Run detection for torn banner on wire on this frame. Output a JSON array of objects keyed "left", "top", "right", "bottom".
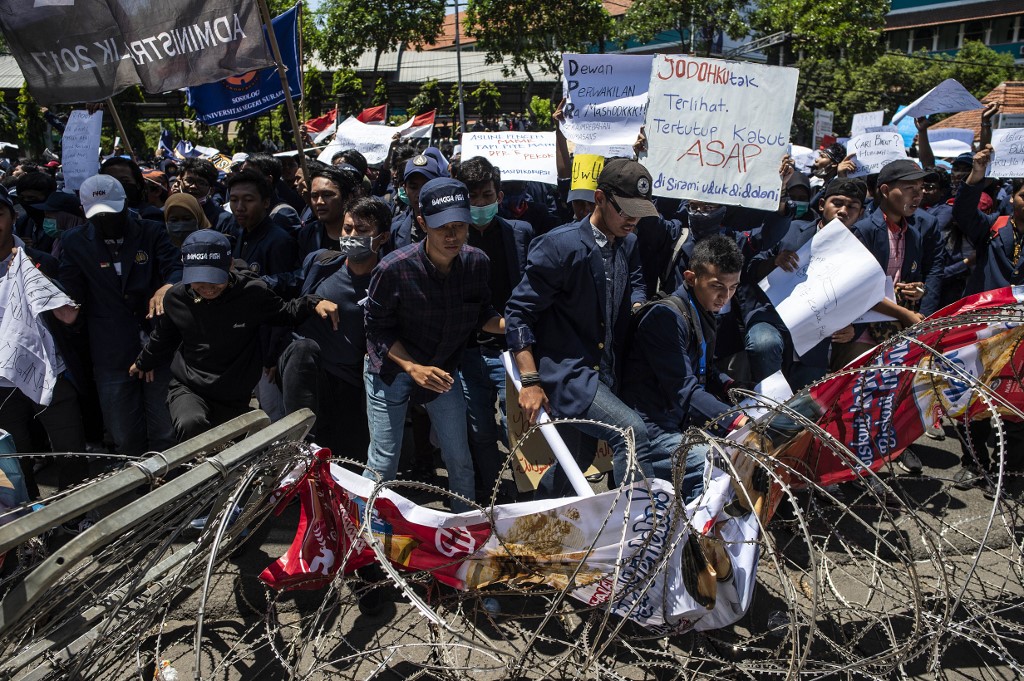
[{"left": 261, "top": 286, "right": 1024, "bottom": 632}]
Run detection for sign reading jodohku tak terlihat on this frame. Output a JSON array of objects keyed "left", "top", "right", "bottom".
[
  {"left": 186, "top": 3, "right": 300, "bottom": 125},
  {"left": 643, "top": 55, "right": 799, "bottom": 211},
  {"left": 0, "top": 0, "right": 273, "bottom": 106}
]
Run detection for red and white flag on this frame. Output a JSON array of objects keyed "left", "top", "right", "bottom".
[
  {"left": 398, "top": 110, "right": 435, "bottom": 139},
  {"left": 356, "top": 104, "right": 388, "bottom": 125}
]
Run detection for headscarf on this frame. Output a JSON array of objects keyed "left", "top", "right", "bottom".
[{"left": 164, "top": 191, "right": 211, "bottom": 229}]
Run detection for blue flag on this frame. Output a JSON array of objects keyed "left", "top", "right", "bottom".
[
  {"left": 158, "top": 129, "right": 175, "bottom": 156},
  {"left": 186, "top": 4, "right": 301, "bottom": 125}
]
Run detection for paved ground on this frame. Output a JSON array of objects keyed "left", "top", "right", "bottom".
[{"left": 10, "top": 424, "right": 1024, "bottom": 680}]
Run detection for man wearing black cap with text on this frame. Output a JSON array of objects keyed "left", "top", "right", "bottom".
[
  {"left": 363, "top": 177, "right": 504, "bottom": 512},
  {"left": 132, "top": 230, "right": 338, "bottom": 442},
  {"left": 506, "top": 158, "right": 657, "bottom": 497}
]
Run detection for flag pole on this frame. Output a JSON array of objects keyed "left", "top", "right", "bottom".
[
  {"left": 104, "top": 97, "right": 135, "bottom": 159},
  {"left": 255, "top": 0, "right": 309, "bottom": 184}
]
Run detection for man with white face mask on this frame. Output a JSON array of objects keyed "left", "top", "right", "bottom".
[{"left": 452, "top": 156, "right": 533, "bottom": 499}]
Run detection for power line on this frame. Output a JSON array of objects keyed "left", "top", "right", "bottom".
[{"left": 884, "top": 49, "right": 1024, "bottom": 71}]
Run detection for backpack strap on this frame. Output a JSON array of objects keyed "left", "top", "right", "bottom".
[
  {"left": 630, "top": 292, "right": 707, "bottom": 385},
  {"left": 658, "top": 226, "right": 690, "bottom": 295}
]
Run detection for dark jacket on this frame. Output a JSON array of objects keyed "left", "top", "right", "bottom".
[
  {"left": 851, "top": 205, "right": 943, "bottom": 316},
  {"left": 135, "top": 273, "right": 320, "bottom": 402},
  {"left": 954, "top": 181, "right": 1022, "bottom": 296},
  {"left": 505, "top": 217, "right": 646, "bottom": 418},
  {"left": 621, "top": 289, "right": 734, "bottom": 439},
  {"left": 58, "top": 216, "right": 182, "bottom": 371},
  {"left": 232, "top": 215, "right": 298, "bottom": 277}
]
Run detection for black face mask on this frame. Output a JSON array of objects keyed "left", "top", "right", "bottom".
[
  {"left": 687, "top": 206, "right": 728, "bottom": 239},
  {"left": 339, "top": 235, "right": 374, "bottom": 263},
  {"left": 122, "top": 184, "right": 142, "bottom": 208},
  {"left": 92, "top": 210, "right": 128, "bottom": 239}
]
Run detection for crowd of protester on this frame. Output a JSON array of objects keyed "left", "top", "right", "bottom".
[{"left": 2, "top": 97, "right": 1023, "bottom": 543}]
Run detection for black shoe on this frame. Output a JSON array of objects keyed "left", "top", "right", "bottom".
[
  {"left": 924, "top": 421, "right": 945, "bottom": 441},
  {"left": 952, "top": 466, "right": 983, "bottom": 491},
  {"left": 896, "top": 449, "right": 923, "bottom": 475}
]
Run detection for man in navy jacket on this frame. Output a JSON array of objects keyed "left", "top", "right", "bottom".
[
  {"left": 506, "top": 158, "right": 656, "bottom": 497},
  {"left": 59, "top": 175, "right": 181, "bottom": 457}
]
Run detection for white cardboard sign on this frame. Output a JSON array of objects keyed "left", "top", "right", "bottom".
[
  {"left": 759, "top": 219, "right": 886, "bottom": 355},
  {"left": 850, "top": 110, "right": 884, "bottom": 137},
  {"left": 643, "top": 54, "right": 798, "bottom": 210},
  {"left": 988, "top": 128, "right": 1024, "bottom": 178},
  {"left": 561, "top": 53, "right": 653, "bottom": 147},
  {"left": 461, "top": 132, "right": 557, "bottom": 185},
  {"left": 60, "top": 110, "right": 103, "bottom": 192},
  {"left": 847, "top": 131, "right": 908, "bottom": 177}
]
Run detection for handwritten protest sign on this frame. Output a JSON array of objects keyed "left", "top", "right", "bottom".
[
  {"left": 643, "top": 55, "right": 798, "bottom": 210},
  {"left": 505, "top": 379, "right": 611, "bottom": 492},
  {"left": 759, "top": 219, "right": 886, "bottom": 355},
  {"left": 570, "top": 153, "right": 604, "bottom": 201},
  {"left": 812, "top": 109, "right": 833, "bottom": 148},
  {"left": 927, "top": 128, "right": 975, "bottom": 157},
  {"left": 317, "top": 116, "right": 396, "bottom": 166},
  {"left": 890, "top": 79, "right": 983, "bottom": 125},
  {"left": 462, "top": 132, "right": 557, "bottom": 185},
  {"left": 60, "top": 110, "right": 103, "bottom": 191},
  {"left": 850, "top": 110, "right": 884, "bottom": 136},
  {"left": 989, "top": 128, "right": 1024, "bottom": 178},
  {"left": 573, "top": 142, "right": 635, "bottom": 159},
  {"left": 847, "top": 131, "right": 908, "bottom": 177},
  {"left": 0, "top": 250, "right": 75, "bottom": 405},
  {"left": 561, "top": 53, "right": 653, "bottom": 147},
  {"left": 853, "top": 277, "right": 897, "bottom": 324}
]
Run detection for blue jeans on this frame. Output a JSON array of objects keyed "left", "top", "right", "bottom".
[
  {"left": 539, "top": 381, "right": 655, "bottom": 498},
  {"left": 460, "top": 346, "right": 508, "bottom": 491},
  {"left": 364, "top": 359, "right": 476, "bottom": 512},
  {"left": 745, "top": 322, "right": 785, "bottom": 384},
  {"left": 94, "top": 365, "right": 175, "bottom": 456},
  {"left": 649, "top": 431, "right": 708, "bottom": 503}
]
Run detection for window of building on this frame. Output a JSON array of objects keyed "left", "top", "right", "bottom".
[
  {"left": 937, "top": 23, "right": 960, "bottom": 50},
  {"left": 888, "top": 30, "right": 910, "bottom": 53},
  {"left": 912, "top": 26, "right": 936, "bottom": 51},
  {"left": 962, "top": 20, "right": 986, "bottom": 44}
]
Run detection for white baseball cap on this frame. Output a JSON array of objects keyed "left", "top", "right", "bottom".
[
  {"left": 79, "top": 174, "right": 126, "bottom": 218},
  {"left": 230, "top": 152, "right": 249, "bottom": 166}
]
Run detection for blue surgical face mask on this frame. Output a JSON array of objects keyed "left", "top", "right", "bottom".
[
  {"left": 42, "top": 217, "right": 59, "bottom": 238},
  {"left": 793, "top": 201, "right": 810, "bottom": 219},
  {"left": 470, "top": 202, "right": 499, "bottom": 227},
  {"left": 397, "top": 187, "right": 409, "bottom": 206}
]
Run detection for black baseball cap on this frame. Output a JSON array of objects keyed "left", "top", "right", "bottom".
[
  {"left": 181, "top": 230, "right": 231, "bottom": 285},
  {"left": 404, "top": 154, "right": 442, "bottom": 182},
  {"left": 823, "top": 178, "right": 867, "bottom": 204},
  {"left": 418, "top": 178, "right": 472, "bottom": 228},
  {"left": 596, "top": 158, "right": 659, "bottom": 218},
  {"left": 952, "top": 152, "right": 974, "bottom": 168},
  {"left": 877, "top": 159, "right": 938, "bottom": 186},
  {"left": 821, "top": 142, "right": 847, "bottom": 164}
]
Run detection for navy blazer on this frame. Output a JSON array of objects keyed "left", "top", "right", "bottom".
[
  {"left": 232, "top": 216, "right": 298, "bottom": 277},
  {"left": 505, "top": 217, "right": 646, "bottom": 418},
  {"left": 954, "top": 181, "right": 1022, "bottom": 295},
  {"left": 58, "top": 216, "right": 182, "bottom": 371},
  {"left": 851, "top": 206, "right": 943, "bottom": 316},
  {"left": 493, "top": 215, "right": 534, "bottom": 283}
]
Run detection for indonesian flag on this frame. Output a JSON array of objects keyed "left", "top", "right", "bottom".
[
  {"left": 356, "top": 104, "right": 388, "bottom": 125},
  {"left": 304, "top": 108, "right": 337, "bottom": 134},
  {"left": 398, "top": 110, "right": 435, "bottom": 139}
]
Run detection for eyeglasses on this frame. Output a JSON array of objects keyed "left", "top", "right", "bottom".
[{"left": 605, "top": 193, "right": 635, "bottom": 220}]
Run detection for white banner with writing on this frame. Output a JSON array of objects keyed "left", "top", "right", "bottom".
[
  {"left": 561, "top": 53, "right": 653, "bottom": 147},
  {"left": 462, "top": 132, "right": 557, "bottom": 185},
  {"left": 989, "top": 128, "right": 1024, "bottom": 178},
  {"left": 61, "top": 110, "right": 103, "bottom": 192},
  {"left": 643, "top": 55, "right": 798, "bottom": 210},
  {"left": 759, "top": 219, "right": 886, "bottom": 355}
]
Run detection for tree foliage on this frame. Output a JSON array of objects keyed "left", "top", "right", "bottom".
[
  {"left": 471, "top": 80, "right": 502, "bottom": 120},
  {"left": 619, "top": 0, "right": 748, "bottom": 55},
  {"left": 331, "top": 68, "right": 366, "bottom": 117},
  {"left": 528, "top": 96, "right": 554, "bottom": 131},
  {"left": 17, "top": 84, "right": 47, "bottom": 158},
  {"left": 793, "top": 41, "right": 1021, "bottom": 143},
  {"left": 464, "top": 0, "right": 612, "bottom": 79},
  {"left": 407, "top": 79, "right": 447, "bottom": 116},
  {"left": 313, "top": 0, "right": 446, "bottom": 75},
  {"left": 749, "top": 0, "right": 888, "bottom": 62}
]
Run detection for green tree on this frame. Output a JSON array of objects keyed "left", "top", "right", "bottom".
[
  {"left": 331, "top": 68, "right": 366, "bottom": 117},
  {"left": 750, "top": 0, "right": 888, "bottom": 63},
  {"left": 408, "top": 79, "right": 446, "bottom": 116},
  {"left": 465, "top": 0, "right": 612, "bottom": 81},
  {"left": 17, "top": 84, "right": 47, "bottom": 157},
  {"left": 528, "top": 96, "right": 553, "bottom": 131},
  {"left": 314, "top": 0, "right": 446, "bottom": 87},
  {"left": 938, "top": 40, "right": 1019, "bottom": 99},
  {"left": 619, "top": 0, "right": 748, "bottom": 56},
  {"left": 372, "top": 78, "right": 389, "bottom": 107},
  {"left": 471, "top": 80, "right": 502, "bottom": 121}
]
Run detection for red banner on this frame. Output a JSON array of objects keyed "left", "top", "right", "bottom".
[{"left": 356, "top": 104, "right": 388, "bottom": 125}]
